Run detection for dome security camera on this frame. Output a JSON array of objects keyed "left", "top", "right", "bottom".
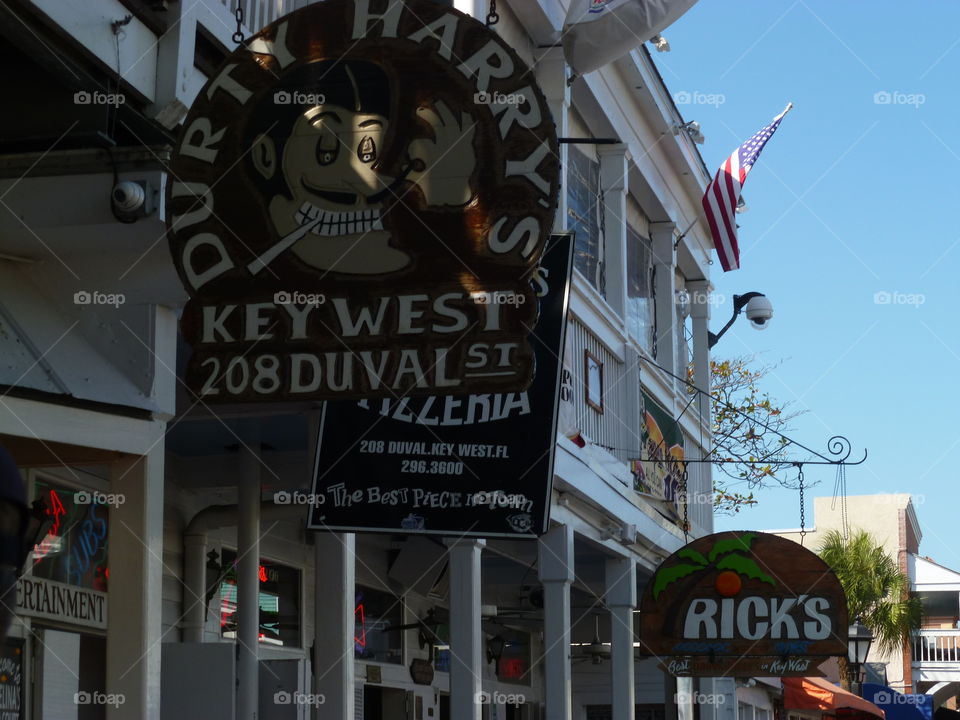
[
  {"left": 744, "top": 294, "right": 773, "bottom": 330},
  {"left": 112, "top": 180, "right": 146, "bottom": 214}
]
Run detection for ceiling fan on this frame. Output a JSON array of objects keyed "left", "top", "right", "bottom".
[{"left": 571, "top": 616, "right": 611, "bottom": 665}]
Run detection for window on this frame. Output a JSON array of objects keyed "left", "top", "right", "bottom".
[
  {"left": 756, "top": 708, "right": 771, "bottom": 720},
  {"left": 31, "top": 476, "right": 108, "bottom": 591},
  {"left": 584, "top": 350, "right": 604, "bottom": 413},
  {"left": 739, "top": 703, "right": 754, "bottom": 720},
  {"left": 218, "top": 549, "right": 301, "bottom": 647},
  {"left": 567, "top": 146, "right": 604, "bottom": 295},
  {"left": 627, "top": 225, "right": 655, "bottom": 353},
  {"left": 354, "top": 585, "right": 403, "bottom": 664}
]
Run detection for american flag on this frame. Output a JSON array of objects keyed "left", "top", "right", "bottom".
[{"left": 702, "top": 104, "right": 792, "bottom": 272}]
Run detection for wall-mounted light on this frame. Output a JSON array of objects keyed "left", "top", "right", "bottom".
[
  {"left": 674, "top": 120, "right": 704, "bottom": 145},
  {"left": 650, "top": 34, "right": 670, "bottom": 52}
]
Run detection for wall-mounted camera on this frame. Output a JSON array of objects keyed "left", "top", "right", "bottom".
[
  {"left": 112, "top": 180, "right": 156, "bottom": 222},
  {"left": 744, "top": 294, "right": 774, "bottom": 330}
]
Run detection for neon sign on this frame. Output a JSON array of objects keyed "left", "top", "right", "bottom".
[
  {"left": 354, "top": 603, "right": 367, "bottom": 650},
  {"left": 32, "top": 489, "right": 67, "bottom": 560}
]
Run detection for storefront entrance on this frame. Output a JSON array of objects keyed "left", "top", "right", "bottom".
[
  {"left": 363, "top": 685, "right": 410, "bottom": 720},
  {"left": 32, "top": 628, "right": 106, "bottom": 719}
]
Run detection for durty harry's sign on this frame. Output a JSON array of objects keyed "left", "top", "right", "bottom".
[
  {"left": 167, "top": 0, "right": 560, "bottom": 402},
  {"left": 639, "top": 531, "right": 848, "bottom": 669}
]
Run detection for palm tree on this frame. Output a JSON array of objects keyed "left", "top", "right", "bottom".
[{"left": 817, "top": 529, "right": 922, "bottom": 690}]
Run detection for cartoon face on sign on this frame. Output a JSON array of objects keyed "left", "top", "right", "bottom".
[
  {"left": 246, "top": 59, "right": 477, "bottom": 275},
  {"left": 166, "top": 0, "right": 561, "bottom": 403}
]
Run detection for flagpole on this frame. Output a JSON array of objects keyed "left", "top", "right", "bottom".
[{"left": 781, "top": 102, "right": 794, "bottom": 116}]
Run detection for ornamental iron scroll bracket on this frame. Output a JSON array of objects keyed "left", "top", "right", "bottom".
[
  {"left": 631, "top": 355, "right": 868, "bottom": 470},
  {"left": 651, "top": 435, "right": 869, "bottom": 468}
]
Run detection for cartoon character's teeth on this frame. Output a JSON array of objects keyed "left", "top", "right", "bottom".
[{"left": 295, "top": 205, "right": 384, "bottom": 235}]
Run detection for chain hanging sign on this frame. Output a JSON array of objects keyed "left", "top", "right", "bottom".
[
  {"left": 639, "top": 531, "right": 848, "bottom": 676},
  {"left": 167, "top": 0, "right": 560, "bottom": 403}
]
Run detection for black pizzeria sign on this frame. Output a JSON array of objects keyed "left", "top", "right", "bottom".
[
  {"left": 307, "top": 234, "right": 573, "bottom": 537},
  {"left": 167, "top": 0, "right": 560, "bottom": 403}
]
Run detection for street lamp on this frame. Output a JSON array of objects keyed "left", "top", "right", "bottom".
[
  {"left": 707, "top": 292, "right": 773, "bottom": 349},
  {"left": 847, "top": 619, "right": 874, "bottom": 696}
]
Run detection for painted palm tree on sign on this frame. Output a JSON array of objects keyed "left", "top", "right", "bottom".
[
  {"left": 652, "top": 531, "right": 776, "bottom": 600},
  {"left": 817, "top": 529, "right": 922, "bottom": 690}
]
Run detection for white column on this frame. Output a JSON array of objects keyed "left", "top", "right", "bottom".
[
  {"left": 447, "top": 539, "right": 485, "bottom": 720},
  {"left": 699, "top": 677, "right": 737, "bottom": 720},
  {"left": 535, "top": 46, "right": 570, "bottom": 233},
  {"left": 686, "top": 279, "right": 713, "bottom": 426},
  {"left": 686, "top": 278, "right": 713, "bottom": 533},
  {"left": 181, "top": 533, "right": 207, "bottom": 643},
  {"left": 106, "top": 443, "right": 164, "bottom": 720},
  {"left": 651, "top": 222, "right": 678, "bottom": 386},
  {"left": 606, "top": 557, "right": 636, "bottom": 720},
  {"left": 599, "top": 144, "right": 629, "bottom": 321},
  {"left": 539, "top": 524, "right": 574, "bottom": 720},
  {"left": 677, "top": 677, "right": 695, "bottom": 720},
  {"left": 237, "top": 442, "right": 261, "bottom": 720},
  {"left": 314, "top": 533, "right": 356, "bottom": 719}
]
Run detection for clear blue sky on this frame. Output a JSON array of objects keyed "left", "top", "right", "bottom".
[{"left": 652, "top": 1, "right": 960, "bottom": 565}]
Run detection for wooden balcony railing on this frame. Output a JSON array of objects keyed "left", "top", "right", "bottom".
[{"left": 913, "top": 629, "right": 960, "bottom": 663}]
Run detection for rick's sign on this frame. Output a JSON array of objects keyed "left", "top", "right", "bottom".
[
  {"left": 167, "top": 0, "right": 560, "bottom": 402},
  {"left": 639, "top": 531, "right": 848, "bottom": 670}
]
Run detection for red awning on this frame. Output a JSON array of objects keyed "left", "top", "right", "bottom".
[{"left": 783, "top": 677, "right": 885, "bottom": 720}]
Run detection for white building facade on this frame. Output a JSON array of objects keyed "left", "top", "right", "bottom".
[{"left": 0, "top": 0, "right": 723, "bottom": 718}]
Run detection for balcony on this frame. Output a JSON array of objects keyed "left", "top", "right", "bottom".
[{"left": 912, "top": 629, "right": 960, "bottom": 681}]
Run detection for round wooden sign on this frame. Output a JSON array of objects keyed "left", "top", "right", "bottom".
[{"left": 167, "top": 0, "right": 560, "bottom": 403}]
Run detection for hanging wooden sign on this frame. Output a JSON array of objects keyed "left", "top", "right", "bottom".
[
  {"left": 639, "top": 531, "right": 848, "bottom": 660},
  {"left": 167, "top": 0, "right": 560, "bottom": 403}
]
